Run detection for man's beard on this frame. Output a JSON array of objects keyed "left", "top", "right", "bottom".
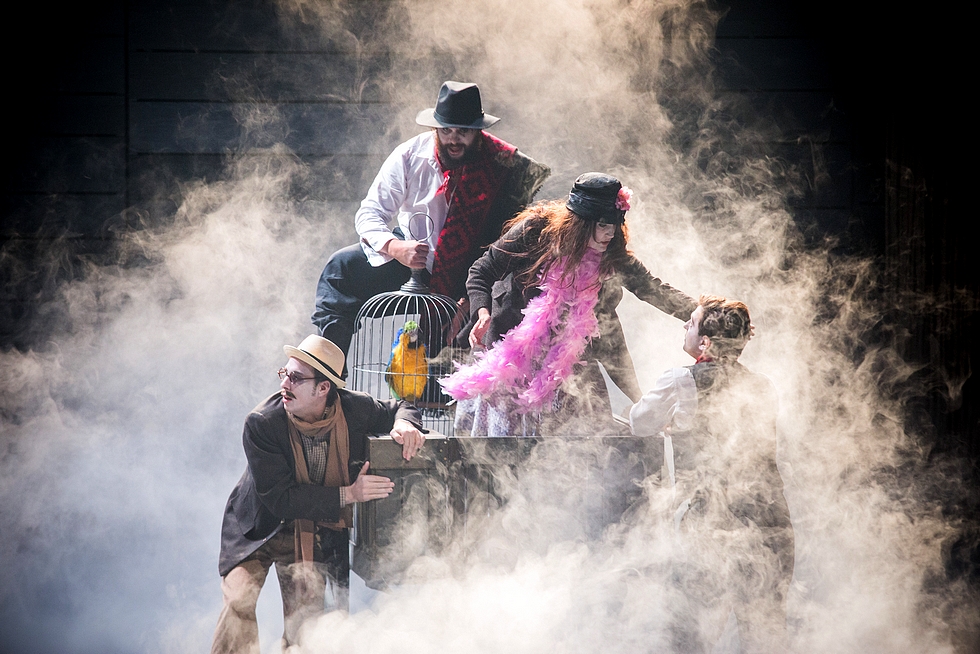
[{"left": 435, "top": 132, "right": 482, "bottom": 170}]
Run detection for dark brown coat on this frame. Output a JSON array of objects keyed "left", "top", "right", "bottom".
[
  {"left": 217, "top": 390, "right": 421, "bottom": 576},
  {"left": 466, "top": 216, "right": 697, "bottom": 402}
]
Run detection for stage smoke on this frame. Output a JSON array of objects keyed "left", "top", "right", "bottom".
[{"left": 0, "top": 1, "right": 974, "bottom": 652}]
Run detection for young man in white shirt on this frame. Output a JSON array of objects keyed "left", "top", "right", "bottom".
[{"left": 631, "top": 295, "right": 794, "bottom": 653}]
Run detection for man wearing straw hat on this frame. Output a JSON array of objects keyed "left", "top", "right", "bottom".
[
  {"left": 312, "top": 81, "right": 550, "bottom": 364},
  {"left": 211, "top": 335, "right": 425, "bottom": 653}
]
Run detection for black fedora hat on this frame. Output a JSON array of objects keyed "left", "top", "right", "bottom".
[{"left": 416, "top": 81, "right": 500, "bottom": 130}]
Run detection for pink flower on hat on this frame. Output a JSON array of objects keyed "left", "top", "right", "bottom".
[{"left": 615, "top": 186, "right": 633, "bottom": 211}]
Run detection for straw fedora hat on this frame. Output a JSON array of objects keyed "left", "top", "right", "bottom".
[{"left": 283, "top": 335, "right": 346, "bottom": 388}]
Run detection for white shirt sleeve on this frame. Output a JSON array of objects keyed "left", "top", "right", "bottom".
[
  {"left": 629, "top": 367, "right": 698, "bottom": 436},
  {"left": 354, "top": 133, "right": 447, "bottom": 270},
  {"left": 355, "top": 145, "right": 411, "bottom": 263}
]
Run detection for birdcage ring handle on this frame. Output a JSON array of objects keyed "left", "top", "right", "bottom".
[{"left": 406, "top": 212, "right": 435, "bottom": 243}]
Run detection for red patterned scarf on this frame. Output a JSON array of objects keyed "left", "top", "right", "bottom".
[{"left": 430, "top": 132, "right": 516, "bottom": 298}]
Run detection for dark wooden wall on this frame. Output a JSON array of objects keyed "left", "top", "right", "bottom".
[
  {"left": 713, "top": 1, "right": 885, "bottom": 253},
  {"left": 2, "top": 0, "right": 401, "bottom": 348},
  {"left": 4, "top": 0, "right": 401, "bottom": 237},
  {"left": 712, "top": 2, "right": 975, "bottom": 463},
  {"left": 4, "top": 4, "right": 125, "bottom": 250}
]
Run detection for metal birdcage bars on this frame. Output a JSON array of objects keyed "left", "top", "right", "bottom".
[{"left": 348, "top": 213, "right": 461, "bottom": 436}]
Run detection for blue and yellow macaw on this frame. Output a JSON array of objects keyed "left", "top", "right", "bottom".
[{"left": 385, "top": 320, "right": 428, "bottom": 401}]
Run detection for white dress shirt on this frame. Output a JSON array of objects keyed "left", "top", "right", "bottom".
[
  {"left": 355, "top": 131, "right": 448, "bottom": 272},
  {"left": 629, "top": 367, "right": 699, "bottom": 436}
]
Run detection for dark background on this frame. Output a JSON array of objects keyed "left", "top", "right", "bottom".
[{"left": 1, "top": 0, "right": 975, "bottom": 649}]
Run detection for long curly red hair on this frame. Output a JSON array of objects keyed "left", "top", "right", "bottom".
[{"left": 501, "top": 200, "right": 632, "bottom": 289}]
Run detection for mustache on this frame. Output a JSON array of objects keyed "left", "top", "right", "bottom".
[{"left": 281, "top": 390, "right": 296, "bottom": 400}]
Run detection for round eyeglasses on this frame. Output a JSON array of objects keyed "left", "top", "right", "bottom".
[{"left": 277, "top": 368, "right": 316, "bottom": 386}]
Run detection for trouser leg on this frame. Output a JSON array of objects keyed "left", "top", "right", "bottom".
[
  {"left": 732, "top": 536, "right": 794, "bottom": 654},
  {"left": 210, "top": 557, "right": 272, "bottom": 654},
  {"left": 277, "top": 560, "right": 327, "bottom": 648},
  {"left": 735, "top": 598, "right": 790, "bottom": 654},
  {"left": 325, "top": 577, "right": 350, "bottom": 614},
  {"left": 311, "top": 244, "right": 411, "bottom": 371},
  {"left": 318, "top": 527, "right": 351, "bottom": 613},
  {"left": 275, "top": 527, "right": 350, "bottom": 647}
]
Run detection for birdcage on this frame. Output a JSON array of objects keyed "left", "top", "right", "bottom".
[{"left": 348, "top": 214, "right": 462, "bottom": 436}]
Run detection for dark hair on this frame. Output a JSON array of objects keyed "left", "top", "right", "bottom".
[
  {"left": 502, "top": 200, "right": 631, "bottom": 289},
  {"left": 698, "top": 294, "right": 751, "bottom": 357},
  {"left": 310, "top": 369, "right": 339, "bottom": 404}
]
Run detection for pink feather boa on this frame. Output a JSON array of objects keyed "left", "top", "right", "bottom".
[{"left": 442, "top": 248, "right": 603, "bottom": 412}]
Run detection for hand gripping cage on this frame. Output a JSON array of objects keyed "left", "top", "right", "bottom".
[{"left": 348, "top": 214, "right": 461, "bottom": 436}]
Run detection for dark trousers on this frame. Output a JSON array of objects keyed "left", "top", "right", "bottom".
[
  {"left": 210, "top": 526, "right": 350, "bottom": 654},
  {"left": 311, "top": 243, "right": 412, "bottom": 367}
]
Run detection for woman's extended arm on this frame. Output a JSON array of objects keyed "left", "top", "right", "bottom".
[{"left": 620, "top": 255, "right": 697, "bottom": 320}]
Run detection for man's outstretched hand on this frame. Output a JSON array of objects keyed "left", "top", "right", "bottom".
[{"left": 345, "top": 462, "right": 394, "bottom": 503}]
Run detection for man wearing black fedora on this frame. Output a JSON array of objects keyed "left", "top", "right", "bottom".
[
  {"left": 312, "top": 81, "right": 550, "bottom": 364},
  {"left": 210, "top": 335, "right": 425, "bottom": 653}
]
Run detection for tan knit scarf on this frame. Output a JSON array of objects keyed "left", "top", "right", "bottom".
[{"left": 286, "top": 396, "right": 352, "bottom": 566}]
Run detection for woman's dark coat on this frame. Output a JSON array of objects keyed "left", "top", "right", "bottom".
[{"left": 466, "top": 216, "right": 696, "bottom": 402}]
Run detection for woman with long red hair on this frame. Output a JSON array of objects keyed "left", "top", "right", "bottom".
[{"left": 443, "top": 173, "right": 696, "bottom": 437}]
